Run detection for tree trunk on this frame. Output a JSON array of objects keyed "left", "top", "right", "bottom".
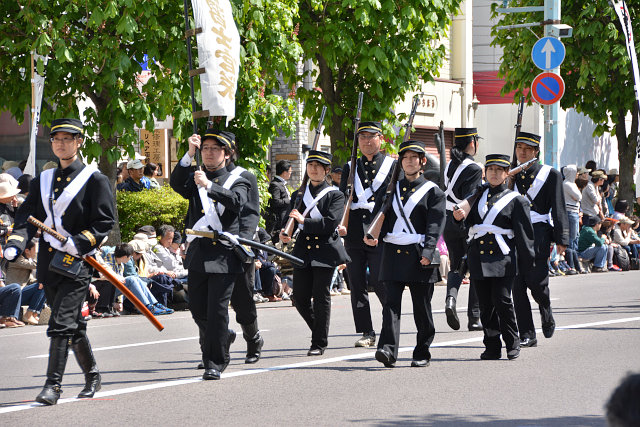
[
  {"left": 616, "top": 104, "right": 638, "bottom": 209},
  {"left": 97, "top": 135, "right": 122, "bottom": 245}
]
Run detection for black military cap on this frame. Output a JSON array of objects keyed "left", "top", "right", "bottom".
[
  {"left": 398, "top": 140, "right": 426, "bottom": 155},
  {"left": 485, "top": 154, "right": 511, "bottom": 168},
  {"left": 454, "top": 127, "right": 479, "bottom": 148},
  {"left": 306, "top": 150, "right": 332, "bottom": 165},
  {"left": 50, "top": 118, "right": 84, "bottom": 136},
  {"left": 202, "top": 129, "right": 235, "bottom": 149},
  {"left": 357, "top": 121, "right": 382, "bottom": 134},
  {"left": 515, "top": 131, "right": 541, "bottom": 147}
]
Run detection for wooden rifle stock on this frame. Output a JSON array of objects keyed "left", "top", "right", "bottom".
[
  {"left": 365, "top": 96, "right": 420, "bottom": 240},
  {"left": 339, "top": 92, "right": 364, "bottom": 230},
  {"left": 282, "top": 106, "right": 327, "bottom": 237},
  {"left": 27, "top": 216, "right": 164, "bottom": 332}
]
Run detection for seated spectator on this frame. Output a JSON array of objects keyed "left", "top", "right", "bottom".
[
  {"left": 612, "top": 200, "right": 629, "bottom": 220},
  {"left": 605, "top": 169, "right": 619, "bottom": 215},
  {"left": 144, "top": 162, "right": 161, "bottom": 189},
  {"left": 575, "top": 166, "right": 591, "bottom": 192},
  {"left": 3, "top": 239, "right": 46, "bottom": 324},
  {"left": 0, "top": 174, "right": 20, "bottom": 225},
  {"left": 600, "top": 219, "right": 621, "bottom": 271},
  {"left": 16, "top": 174, "right": 32, "bottom": 204},
  {"left": 578, "top": 216, "right": 608, "bottom": 272},
  {"left": 581, "top": 170, "right": 606, "bottom": 223},
  {"left": 117, "top": 159, "right": 147, "bottom": 192},
  {"left": 613, "top": 216, "right": 640, "bottom": 259},
  {"left": 170, "top": 231, "right": 186, "bottom": 260},
  {"left": 0, "top": 281, "right": 25, "bottom": 328},
  {"left": 152, "top": 225, "right": 188, "bottom": 279},
  {"left": 98, "top": 243, "right": 173, "bottom": 315}
]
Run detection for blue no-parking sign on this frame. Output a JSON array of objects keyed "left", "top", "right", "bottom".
[
  {"left": 531, "top": 72, "right": 565, "bottom": 105},
  {"left": 532, "top": 37, "right": 566, "bottom": 71}
]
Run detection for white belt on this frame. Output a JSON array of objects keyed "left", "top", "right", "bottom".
[
  {"left": 530, "top": 211, "right": 551, "bottom": 224},
  {"left": 351, "top": 200, "right": 375, "bottom": 212},
  {"left": 383, "top": 232, "right": 425, "bottom": 246},
  {"left": 468, "top": 224, "right": 514, "bottom": 255}
]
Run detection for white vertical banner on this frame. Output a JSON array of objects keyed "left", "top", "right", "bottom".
[
  {"left": 190, "top": 0, "right": 240, "bottom": 122},
  {"left": 25, "top": 53, "right": 48, "bottom": 176}
]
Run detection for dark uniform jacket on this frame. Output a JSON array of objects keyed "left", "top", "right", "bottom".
[
  {"left": 288, "top": 181, "right": 350, "bottom": 268},
  {"left": 376, "top": 175, "right": 446, "bottom": 284},
  {"left": 513, "top": 162, "right": 570, "bottom": 247},
  {"left": 465, "top": 184, "right": 535, "bottom": 278},
  {"left": 265, "top": 176, "right": 289, "bottom": 234},
  {"left": 8, "top": 159, "right": 116, "bottom": 284},
  {"left": 170, "top": 164, "right": 250, "bottom": 274},
  {"left": 340, "top": 152, "right": 396, "bottom": 245},
  {"left": 117, "top": 177, "right": 145, "bottom": 192},
  {"left": 228, "top": 162, "right": 260, "bottom": 240},
  {"left": 444, "top": 155, "right": 483, "bottom": 233}
]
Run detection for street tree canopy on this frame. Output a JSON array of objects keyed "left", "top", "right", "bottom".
[
  {"left": 296, "top": 0, "right": 463, "bottom": 162},
  {"left": 491, "top": 1, "right": 640, "bottom": 205}
]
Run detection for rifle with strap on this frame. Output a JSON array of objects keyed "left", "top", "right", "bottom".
[
  {"left": 339, "top": 92, "right": 364, "bottom": 230},
  {"left": 281, "top": 106, "right": 327, "bottom": 237},
  {"left": 365, "top": 96, "right": 420, "bottom": 240},
  {"left": 508, "top": 96, "right": 525, "bottom": 189},
  {"left": 27, "top": 216, "right": 164, "bottom": 332}
]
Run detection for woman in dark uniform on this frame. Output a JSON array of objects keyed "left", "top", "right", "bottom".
[
  {"left": 364, "top": 140, "right": 446, "bottom": 368},
  {"left": 279, "top": 151, "right": 350, "bottom": 356},
  {"left": 462, "top": 154, "right": 535, "bottom": 360},
  {"left": 442, "top": 128, "right": 483, "bottom": 331}
]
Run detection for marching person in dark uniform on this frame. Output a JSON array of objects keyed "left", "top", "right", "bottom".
[
  {"left": 280, "top": 151, "right": 350, "bottom": 356},
  {"left": 364, "top": 140, "right": 445, "bottom": 368},
  {"left": 170, "top": 130, "right": 250, "bottom": 380},
  {"left": 461, "top": 154, "right": 535, "bottom": 360},
  {"left": 265, "top": 160, "right": 291, "bottom": 244},
  {"left": 226, "top": 139, "right": 264, "bottom": 364},
  {"left": 510, "top": 132, "right": 569, "bottom": 347},
  {"left": 442, "top": 128, "right": 482, "bottom": 331},
  {"left": 4, "top": 118, "right": 116, "bottom": 405},
  {"left": 337, "top": 121, "right": 394, "bottom": 348}
]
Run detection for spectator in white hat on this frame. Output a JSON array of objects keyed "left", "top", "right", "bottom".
[{"left": 116, "top": 159, "right": 147, "bottom": 192}]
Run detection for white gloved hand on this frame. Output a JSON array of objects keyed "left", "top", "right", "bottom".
[
  {"left": 3, "top": 247, "right": 18, "bottom": 261},
  {"left": 220, "top": 231, "right": 240, "bottom": 246},
  {"left": 62, "top": 239, "right": 80, "bottom": 257}
]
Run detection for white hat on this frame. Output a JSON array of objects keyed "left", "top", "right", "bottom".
[
  {"left": 127, "top": 159, "right": 144, "bottom": 169},
  {"left": 0, "top": 181, "right": 20, "bottom": 199}
]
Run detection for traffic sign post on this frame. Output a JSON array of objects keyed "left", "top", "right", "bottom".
[
  {"left": 532, "top": 37, "right": 566, "bottom": 70},
  {"left": 531, "top": 72, "right": 565, "bottom": 105}
]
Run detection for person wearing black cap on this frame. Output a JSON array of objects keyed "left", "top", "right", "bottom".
[
  {"left": 280, "top": 150, "right": 350, "bottom": 356},
  {"left": 4, "top": 118, "right": 116, "bottom": 405},
  {"left": 464, "top": 154, "right": 535, "bottom": 360},
  {"left": 364, "top": 140, "right": 445, "bottom": 368},
  {"left": 510, "top": 132, "right": 569, "bottom": 348},
  {"left": 442, "top": 128, "right": 483, "bottom": 331},
  {"left": 170, "top": 130, "right": 250, "bottom": 380},
  {"left": 338, "top": 121, "right": 394, "bottom": 348},
  {"left": 225, "top": 135, "right": 265, "bottom": 364},
  {"left": 265, "top": 160, "right": 291, "bottom": 244}
]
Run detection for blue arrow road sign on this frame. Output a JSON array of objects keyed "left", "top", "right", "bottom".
[{"left": 532, "top": 37, "right": 566, "bottom": 71}]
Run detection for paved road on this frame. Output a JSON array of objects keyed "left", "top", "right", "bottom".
[{"left": 1, "top": 271, "right": 638, "bottom": 425}]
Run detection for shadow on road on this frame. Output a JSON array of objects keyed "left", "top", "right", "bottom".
[{"left": 350, "top": 413, "right": 603, "bottom": 426}]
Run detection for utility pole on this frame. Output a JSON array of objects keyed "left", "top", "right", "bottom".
[{"left": 544, "top": 0, "right": 561, "bottom": 168}]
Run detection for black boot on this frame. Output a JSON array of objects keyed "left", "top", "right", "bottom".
[
  {"left": 241, "top": 321, "right": 264, "bottom": 364},
  {"left": 72, "top": 334, "right": 101, "bottom": 398},
  {"left": 35, "top": 336, "right": 71, "bottom": 405},
  {"left": 445, "top": 296, "right": 460, "bottom": 330}
]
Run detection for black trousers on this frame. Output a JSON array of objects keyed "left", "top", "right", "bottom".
[
  {"left": 93, "top": 280, "right": 117, "bottom": 311},
  {"left": 513, "top": 224, "right": 552, "bottom": 339},
  {"left": 474, "top": 276, "right": 519, "bottom": 353},
  {"left": 43, "top": 276, "right": 90, "bottom": 338},
  {"left": 230, "top": 262, "right": 257, "bottom": 326},
  {"left": 188, "top": 270, "right": 236, "bottom": 371},
  {"left": 378, "top": 281, "right": 435, "bottom": 362},
  {"left": 292, "top": 266, "right": 333, "bottom": 349},
  {"left": 345, "top": 242, "right": 386, "bottom": 333},
  {"left": 442, "top": 214, "right": 480, "bottom": 318}
]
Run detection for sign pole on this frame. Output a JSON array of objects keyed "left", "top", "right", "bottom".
[{"left": 544, "top": 0, "right": 561, "bottom": 168}]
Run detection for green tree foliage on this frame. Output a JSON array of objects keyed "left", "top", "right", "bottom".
[
  {"left": 296, "top": 0, "right": 463, "bottom": 162},
  {"left": 491, "top": 1, "right": 640, "bottom": 204},
  {"left": 0, "top": 0, "right": 303, "bottom": 231},
  {"left": 116, "top": 185, "right": 189, "bottom": 242}
]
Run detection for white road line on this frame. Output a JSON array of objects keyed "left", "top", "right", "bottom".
[{"left": 3, "top": 315, "right": 638, "bottom": 415}]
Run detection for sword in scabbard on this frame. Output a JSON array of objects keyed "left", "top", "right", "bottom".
[
  {"left": 185, "top": 229, "right": 305, "bottom": 267},
  {"left": 27, "top": 216, "right": 164, "bottom": 332}
]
